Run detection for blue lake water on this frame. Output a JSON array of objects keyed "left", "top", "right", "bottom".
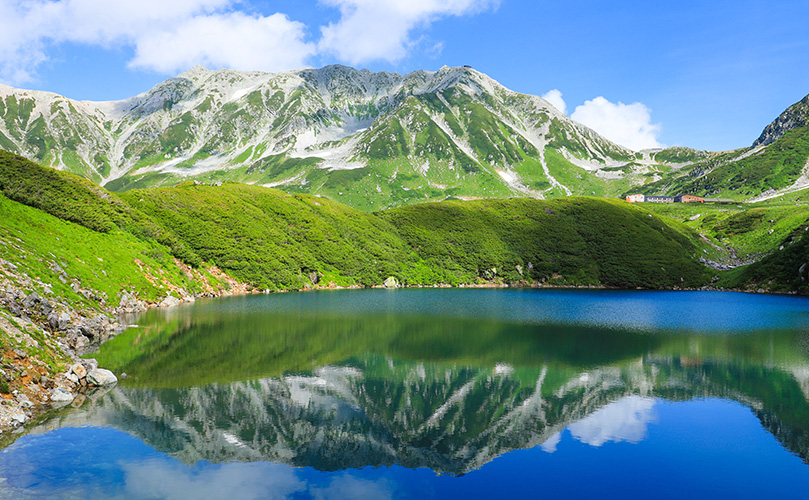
[{"left": 2, "top": 289, "right": 809, "bottom": 499}]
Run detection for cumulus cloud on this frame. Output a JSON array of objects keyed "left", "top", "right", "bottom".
[
  {"left": 318, "top": 0, "right": 500, "bottom": 64},
  {"left": 129, "top": 12, "right": 315, "bottom": 74},
  {"left": 570, "top": 96, "right": 663, "bottom": 151},
  {"left": 0, "top": 0, "right": 501, "bottom": 85},
  {"left": 0, "top": 0, "right": 313, "bottom": 84},
  {"left": 541, "top": 89, "right": 567, "bottom": 114}
]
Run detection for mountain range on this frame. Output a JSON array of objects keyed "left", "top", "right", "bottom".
[{"left": 9, "top": 65, "right": 803, "bottom": 210}]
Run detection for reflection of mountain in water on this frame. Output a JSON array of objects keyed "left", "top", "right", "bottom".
[{"left": 37, "top": 353, "right": 809, "bottom": 475}]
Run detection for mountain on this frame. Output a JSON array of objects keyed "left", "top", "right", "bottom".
[
  {"left": 0, "top": 65, "right": 687, "bottom": 210},
  {"left": 636, "top": 93, "right": 809, "bottom": 202}
]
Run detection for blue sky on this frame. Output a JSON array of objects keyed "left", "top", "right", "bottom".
[{"left": 1, "top": 0, "right": 808, "bottom": 152}]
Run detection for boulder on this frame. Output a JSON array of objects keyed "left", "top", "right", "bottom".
[
  {"left": 69, "top": 363, "right": 87, "bottom": 380},
  {"left": 58, "top": 312, "right": 71, "bottom": 330},
  {"left": 47, "top": 311, "right": 60, "bottom": 330},
  {"left": 384, "top": 276, "right": 399, "bottom": 289},
  {"left": 81, "top": 358, "right": 99, "bottom": 372},
  {"left": 39, "top": 299, "right": 53, "bottom": 315},
  {"left": 21, "top": 292, "right": 39, "bottom": 308},
  {"left": 50, "top": 387, "right": 74, "bottom": 404},
  {"left": 86, "top": 368, "right": 117, "bottom": 387},
  {"left": 160, "top": 294, "right": 181, "bottom": 308}
]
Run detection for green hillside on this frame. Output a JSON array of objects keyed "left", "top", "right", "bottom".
[{"left": 1, "top": 150, "right": 719, "bottom": 297}]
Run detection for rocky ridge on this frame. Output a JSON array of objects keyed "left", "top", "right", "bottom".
[
  {"left": 753, "top": 94, "right": 809, "bottom": 147},
  {"left": 0, "top": 65, "right": 674, "bottom": 208}
]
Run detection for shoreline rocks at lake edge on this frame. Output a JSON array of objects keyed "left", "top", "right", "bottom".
[{"left": 0, "top": 263, "right": 229, "bottom": 435}]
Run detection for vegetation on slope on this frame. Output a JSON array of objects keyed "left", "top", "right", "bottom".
[
  {"left": 379, "top": 197, "right": 712, "bottom": 288},
  {"left": 6, "top": 148, "right": 809, "bottom": 299}
]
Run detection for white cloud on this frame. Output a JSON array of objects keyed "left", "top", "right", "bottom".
[
  {"left": 0, "top": 0, "right": 499, "bottom": 85},
  {"left": 570, "top": 96, "right": 663, "bottom": 151},
  {"left": 129, "top": 12, "right": 315, "bottom": 74},
  {"left": 541, "top": 89, "right": 567, "bottom": 114},
  {"left": 318, "top": 0, "right": 499, "bottom": 64},
  {"left": 567, "top": 395, "right": 656, "bottom": 447},
  {"left": 0, "top": 0, "right": 312, "bottom": 84}
]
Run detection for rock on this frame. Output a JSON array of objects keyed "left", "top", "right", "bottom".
[
  {"left": 81, "top": 358, "right": 99, "bottom": 372},
  {"left": 384, "top": 276, "right": 399, "bottom": 289},
  {"left": 160, "top": 294, "right": 182, "bottom": 308},
  {"left": 58, "top": 312, "right": 71, "bottom": 330},
  {"left": 21, "top": 292, "right": 40, "bottom": 308},
  {"left": 69, "top": 363, "right": 87, "bottom": 379},
  {"left": 800, "top": 263, "right": 807, "bottom": 281},
  {"left": 86, "top": 368, "right": 117, "bottom": 386},
  {"left": 47, "top": 311, "right": 58, "bottom": 329},
  {"left": 65, "top": 372, "right": 79, "bottom": 384},
  {"left": 12, "top": 349, "right": 27, "bottom": 359},
  {"left": 8, "top": 302, "right": 21, "bottom": 317},
  {"left": 39, "top": 299, "right": 53, "bottom": 315},
  {"left": 50, "top": 387, "right": 74, "bottom": 404}
]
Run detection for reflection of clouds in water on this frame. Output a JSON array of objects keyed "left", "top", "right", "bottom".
[
  {"left": 123, "top": 460, "right": 394, "bottom": 500},
  {"left": 568, "top": 396, "right": 656, "bottom": 447},
  {"left": 310, "top": 475, "right": 393, "bottom": 500},
  {"left": 540, "top": 432, "right": 562, "bottom": 453},
  {"left": 123, "top": 460, "right": 305, "bottom": 500}
]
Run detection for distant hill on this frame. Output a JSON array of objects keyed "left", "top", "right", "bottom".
[{"left": 635, "top": 93, "right": 809, "bottom": 203}]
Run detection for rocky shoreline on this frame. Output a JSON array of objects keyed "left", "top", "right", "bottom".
[{"left": 0, "top": 260, "right": 229, "bottom": 436}]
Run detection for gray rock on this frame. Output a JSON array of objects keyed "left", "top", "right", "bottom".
[
  {"left": 8, "top": 302, "right": 21, "bottom": 317},
  {"left": 160, "top": 294, "right": 182, "bottom": 308},
  {"left": 81, "top": 358, "right": 99, "bottom": 372},
  {"left": 50, "top": 387, "right": 74, "bottom": 404},
  {"left": 86, "top": 368, "right": 117, "bottom": 386},
  {"left": 21, "top": 292, "right": 39, "bottom": 308},
  {"left": 384, "top": 276, "right": 399, "bottom": 289},
  {"left": 39, "top": 299, "right": 53, "bottom": 315},
  {"left": 47, "top": 311, "right": 60, "bottom": 330},
  {"left": 58, "top": 312, "right": 71, "bottom": 330}
]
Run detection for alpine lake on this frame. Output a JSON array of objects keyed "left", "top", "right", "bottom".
[{"left": 2, "top": 288, "right": 809, "bottom": 499}]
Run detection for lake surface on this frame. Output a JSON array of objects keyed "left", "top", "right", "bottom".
[{"left": 2, "top": 289, "right": 809, "bottom": 499}]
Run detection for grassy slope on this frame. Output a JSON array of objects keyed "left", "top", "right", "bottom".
[
  {"left": 378, "top": 197, "right": 711, "bottom": 288},
  {"left": 637, "top": 125, "right": 809, "bottom": 201},
  {"left": 11, "top": 148, "right": 809, "bottom": 299},
  {"left": 0, "top": 151, "right": 226, "bottom": 310}
]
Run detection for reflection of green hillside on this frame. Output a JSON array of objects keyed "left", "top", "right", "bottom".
[
  {"left": 94, "top": 297, "right": 809, "bottom": 389},
  {"left": 94, "top": 306, "right": 665, "bottom": 388}
]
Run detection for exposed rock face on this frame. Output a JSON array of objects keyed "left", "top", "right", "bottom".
[{"left": 753, "top": 94, "right": 809, "bottom": 147}]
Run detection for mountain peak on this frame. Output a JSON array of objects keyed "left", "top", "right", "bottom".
[{"left": 753, "top": 93, "right": 809, "bottom": 147}]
